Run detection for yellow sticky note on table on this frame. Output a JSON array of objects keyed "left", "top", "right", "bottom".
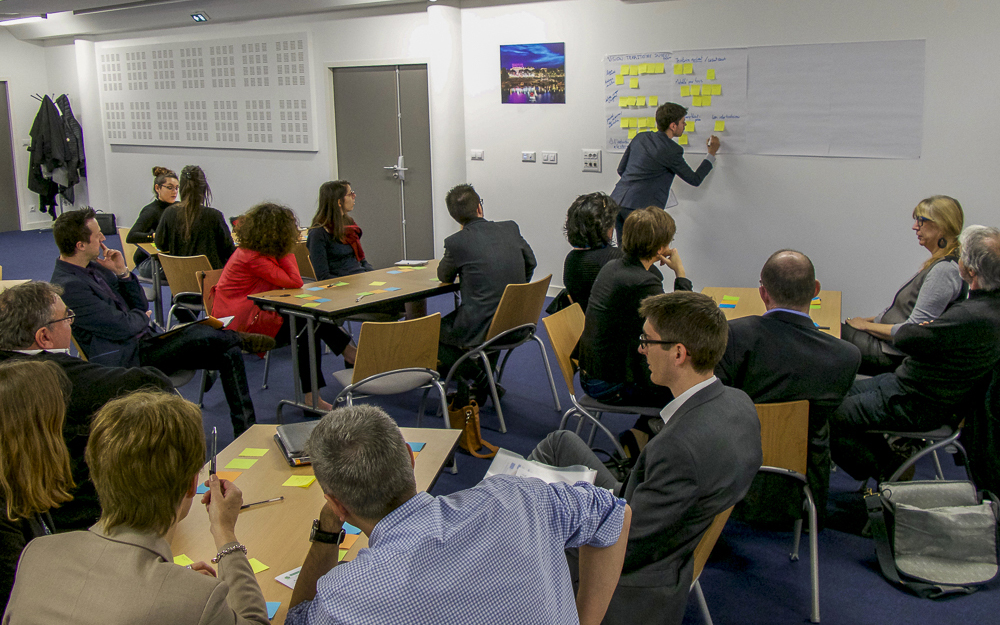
[
  {"left": 712, "top": 84, "right": 722, "bottom": 96},
  {"left": 637, "top": 117, "right": 647, "bottom": 128},
  {"left": 683, "top": 63, "right": 693, "bottom": 74},
  {"left": 620, "top": 64, "right": 629, "bottom": 75},
  {"left": 706, "top": 69, "right": 716, "bottom": 80},
  {"left": 629, "top": 78, "right": 639, "bottom": 89},
  {"left": 714, "top": 120, "right": 726, "bottom": 132},
  {"left": 649, "top": 96, "right": 658, "bottom": 106},
  {"left": 248, "top": 558, "right": 270, "bottom": 574},
  {"left": 673, "top": 63, "right": 682, "bottom": 75},
  {"left": 283, "top": 475, "right": 316, "bottom": 488},
  {"left": 690, "top": 85, "right": 701, "bottom": 96},
  {"left": 629, "top": 65, "right": 639, "bottom": 75},
  {"left": 680, "top": 86, "right": 690, "bottom": 97},
  {"left": 636, "top": 96, "right": 646, "bottom": 106},
  {"left": 685, "top": 120, "right": 695, "bottom": 133},
  {"left": 370, "top": 281, "right": 386, "bottom": 286},
  {"left": 678, "top": 134, "right": 689, "bottom": 145},
  {"left": 628, "top": 129, "right": 637, "bottom": 139},
  {"left": 692, "top": 96, "right": 703, "bottom": 107},
  {"left": 240, "top": 448, "right": 268, "bottom": 457},
  {"left": 173, "top": 554, "right": 194, "bottom": 566},
  {"left": 225, "top": 458, "right": 257, "bottom": 470},
  {"left": 615, "top": 74, "right": 624, "bottom": 85},
  {"left": 618, "top": 98, "right": 628, "bottom": 108},
  {"left": 702, "top": 95, "right": 712, "bottom": 106},
  {"left": 655, "top": 63, "right": 665, "bottom": 74}
]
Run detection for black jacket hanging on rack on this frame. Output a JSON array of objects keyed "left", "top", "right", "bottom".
[{"left": 27, "top": 94, "right": 86, "bottom": 218}]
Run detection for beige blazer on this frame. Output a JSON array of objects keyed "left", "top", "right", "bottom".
[{"left": 2, "top": 525, "right": 268, "bottom": 625}]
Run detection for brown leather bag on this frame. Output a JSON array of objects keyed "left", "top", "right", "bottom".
[{"left": 447, "top": 399, "right": 498, "bottom": 459}]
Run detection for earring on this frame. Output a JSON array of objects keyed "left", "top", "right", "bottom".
[{"left": 938, "top": 237, "right": 947, "bottom": 249}]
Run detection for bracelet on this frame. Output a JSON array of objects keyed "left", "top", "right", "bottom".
[{"left": 211, "top": 542, "right": 248, "bottom": 563}]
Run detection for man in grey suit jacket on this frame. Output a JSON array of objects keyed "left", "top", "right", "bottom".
[
  {"left": 437, "top": 184, "right": 536, "bottom": 395},
  {"left": 531, "top": 291, "right": 762, "bottom": 625},
  {"left": 610, "top": 102, "right": 720, "bottom": 242}
]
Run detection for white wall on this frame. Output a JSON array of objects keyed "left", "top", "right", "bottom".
[{"left": 4, "top": 0, "right": 1000, "bottom": 316}]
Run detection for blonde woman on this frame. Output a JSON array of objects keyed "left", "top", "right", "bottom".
[
  {"left": 843, "top": 196, "right": 967, "bottom": 375},
  {"left": 0, "top": 360, "right": 74, "bottom": 612}
]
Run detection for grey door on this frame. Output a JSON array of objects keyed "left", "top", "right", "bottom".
[
  {"left": 0, "top": 82, "right": 21, "bottom": 233},
  {"left": 331, "top": 65, "right": 433, "bottom": 270}
]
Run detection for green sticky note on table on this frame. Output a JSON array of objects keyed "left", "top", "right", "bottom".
[
  {"left": 173, "top": 554, "right": 194, "bottom": 566},
  {"left": 721, "top": 295, "right": 740, "bottom": 302},
  {"left": 240, "top": 448, "right": 268, "bottom": 457},
  {"left": 225, "top": 458, "right": 257, "bottom": 470},
  {"left": 706, "top": 68, "right": 716, "bottom": 80},
  {"left": 294, "top": 294, "right": 311, "bottom": 298},
  {"left": 714, "top": 120, "right": 726, "bottom": 132},
  {"left": 248, "top": 558, "right": 270, "bottom": 574},
  {"left": 335, "top": 281, "right": 348, "bottom": 286},
  {"left": 649, "top": 96, "right": 658, "bottom": 106},
  {"left": 673, "top": 63, "right": 682, "bottom": 75},
  {"left": 629, "top": 78, "right": 639, "bottom": 89},
  {"left": 615, "top": 74, "right": 624, "bottom": 85},
  {"left": 355, "top": 291, "right": 373, "bottom": 297},
  {"left": 370, "top": 281, "right": 386, "bottom": 286},
  {"left": 680, "top": 86, "right": 690, "bottom": 97},
  {"left": 339, "top": 549, "right": 348, "bottom": 562},
  {"left": 302, "top": 303, "right": 320, "bottom": 308},
  {"left": 685, "top": 120, "right": 695, "bottom": 133},
  {"left": 810, "top": 304, "right": 822, "bottom": 309},
  {"left": 283, "top": 475, "right": 316, "bottom": 488},
  {"left": 683, "top": 63, "right": 693, "bottom": 74}
]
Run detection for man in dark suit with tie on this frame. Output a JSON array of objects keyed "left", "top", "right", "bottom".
[
  {"left": 437, "top": 184, "right": 536, "bottom": 400},
  {"left": 530, "top": 291, "right": 761, "bottom": 625},
  {"left": 610, "top": 102, "right": 720, "bottom": 242},
  {"left": 715, "top": 250, "right": 861, "bottom": 523}
]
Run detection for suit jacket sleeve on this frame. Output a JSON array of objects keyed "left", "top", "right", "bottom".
[
  {"left": 519, "top": 229, "right": 536, "bottom": 282},
  {"left": 617, "top": 143, "right": 632, "bottom": 176},
  {"left": 893, "top": 306, "right": 969, "bottom": 359},
  {"left": 438, "top": 240, "right": 458, "bottom": 284},
  {"left": 715, "top": 324, "right": 742, "bottom": 386},
  {"left": 63, "top": 269, "right": 151, "bottom": 342},
  {"left": 656, "top": 145, "right": 713, "bottom": 187}
]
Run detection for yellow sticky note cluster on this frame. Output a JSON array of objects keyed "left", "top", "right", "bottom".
[
  {"left": 678, "top": 134, "right": 689, "bottom": 145},
  {"left": 714, "top": 120, "right": 726, "bottom": 132}
]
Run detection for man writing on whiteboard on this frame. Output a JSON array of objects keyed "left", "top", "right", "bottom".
[{"left": 610, "top": 102, "right": 720, "bottom": 242}]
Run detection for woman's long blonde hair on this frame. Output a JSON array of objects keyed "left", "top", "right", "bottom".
[
  {"left": 0, "top": 360, "right": 74, "bottom": 522},
  {"left": 913, "top": 195, "right": 964, "bottom": 270}
]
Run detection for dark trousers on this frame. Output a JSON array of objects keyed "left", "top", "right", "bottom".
[
  {"left": 138, "top": 324, "right": 255, "bottom": 435},
  {"left": 614, "top": 206, "right": 638, "bottom": 245},
  {"left": 840, "top": 323, "right": 903, "bottom": 376},
  {"left": 275, "top": 318, "right": 352, "bottom": 394},
  {"left": 438, "top": 342, "right": 499, "bottom": 387}
]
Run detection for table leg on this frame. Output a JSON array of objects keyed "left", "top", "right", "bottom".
[{"left": 404, "top": 299, "right": 427, "bottom": 320}]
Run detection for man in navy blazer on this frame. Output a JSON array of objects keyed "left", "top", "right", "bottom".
[
  {"left": 716, "top": 250, "right": 861, "bottom": 522},
  {"left": 530, "top": 291, "right": 761, "bottom": 625},
  {"left": 610, "top": 102, "right": 720, "bottom": 242}
]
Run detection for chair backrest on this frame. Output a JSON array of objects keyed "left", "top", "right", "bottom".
[
  {"left": 70, "top": 335, "right": 88, "bottom": 362},
  {"left": 293, "top": 242, "right": 317, "bottom": 280},
  {"left": 197, "top": 269, "right": 224, "bottom": 316},
  {"left": 541, "top": 302, "right": 585, "bottom": 394},
  {"left": 0, "top": 265, "right": 3, "bottom": 279},
  {"left": 118, "top": 227, "right": 138, "bottom": 271},
  {"left": 692, "top": 506, "right": 734, "bottom": 583},
  {"left": 755, "top": 400, "right": 810, "bottom": 475},
  {"left": 158, "top": 254, "right": 212, "bottom": 297},
  {"left": 484, "top": 274, "right": 552, "bottom": 342},
  {"left": 352, "top": 313, "right": 441, "bottom": 384}
]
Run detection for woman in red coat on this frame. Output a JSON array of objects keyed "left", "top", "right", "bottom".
[{"left": 213, "top": 202, "right": 355, "bottom": 410}]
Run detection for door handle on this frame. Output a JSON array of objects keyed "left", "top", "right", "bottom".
[{"left": 383, "top": 156, "right": 408, "bottom": 180}]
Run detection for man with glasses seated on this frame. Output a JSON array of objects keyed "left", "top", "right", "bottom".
[
  {"left": 0, "top": 281, "right": 172, "bottom": 530},
  {"left": 529, "top": 291, "right": 762, "bottom": 625}
]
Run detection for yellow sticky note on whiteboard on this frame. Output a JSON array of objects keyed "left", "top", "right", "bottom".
[
  {"left": 615, "top": 74, "right": 624, "bottom": 85},
  {"left": 706, "top": 69, "right": 716, "bottom": 80},
  {"left": 692, "top": 85, "right": 702, "bottom": 96},
  {"left": 636, "top": 96, "right": 646, "bottom": 106},
  {"left": 630, "top": 118, "right": 639, "bottom": 128},
  {"left": 685, "top": 121, "right": 694, "bottom": 133},
  {"left": 673, "top": 63, "right": 682, "bottom": 75},
  {"left": 618, "top": 98, "right": 628, "bottom": 108},
  {"left": 683, "top": 63, "right": 693, "bottom": 74},
  {"left": 649, "top": 96, "right": 658, "bottom": 106},
  {"left": 626, "top": 97, "right": 636, "bottom": 106},
  {"left": 692, "top": 96, "right": 703, "bottom": 107},
  {"left": 655, "top": 63, "right": 665, "bottom": 73},
  {"left": 621, "top": 65, "right": 629, "bottom": 75},
  {"left": 628, "top": 129, "right": 637, "bottom": 139},
  {"left": 620, "top": 118, "right": 628, "bottom": 129},
  {"left": 712, "top": 84, "right": 722, "bottom": 96},
  {"left": 637, "top": 117, "right": 647, "bottom": 128},
  {"left": 648, "top": 117, "right": 656, "bottom": 127},
  {"left": 638, "top": 63, "right": 647, "bottom": 74},
  {"left": 714, "top": 120, "right": 726, "bottom": 132},
  {"left": 629, "top": 78, "right": 639, "bottom": 89},
  {"left": 703, "top": 95, "right": 712, "bottom": 106},
  {"left": 630, "top": 65, "right": 639, "bottom": 75},
  {"left": 680, "top": 86, "right": 690, "bottom": 97},
  {"left": 678, "top": 134, "right": 689, "bottom": 145}
]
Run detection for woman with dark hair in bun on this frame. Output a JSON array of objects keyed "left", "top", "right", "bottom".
[
  {"left": 127, "top": 166, "right": 177, "bottom": 279},
  {"left": 155, "top": 165, "right": 235, "bottom": 270}
]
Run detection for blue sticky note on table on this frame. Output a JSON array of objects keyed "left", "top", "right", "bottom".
[
  {"left": 307, "top": 287, "right": 323, "bottom": 291},
  {"left": 719, "top": 304, "right": 736, "bottom": 309},
  {"left": 384, "top": 287, "right": 401, "bottom": 292},
  {"left": 196, "top": 484, "right": 209, "bottom": 494},
  {"left": 314, "top": 298, "right": 331, "bottom": 303},
  {"left": 409, "top": 442, "right": 425, "bottom": 452},
  {"left": 343, "top": 522, "right": 362, "bottom": 535},
  {"left": 387, "top": 270, "right": 402, "bottom": 274},
  {"left": 266, "top": 602, "right": 280, "bottom": 619}
]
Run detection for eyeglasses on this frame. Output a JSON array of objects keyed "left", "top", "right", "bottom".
[
  {"left": 158, "top": 184, "right": 179, "bottom": 192},
  {"left": 346, "top": 190, "right": 357, "bottom": 198},
  {"left": 638, "top": 333, "right": 678, "bottom": 348},
  {"left": 45, "top": 309, "right": 75, "bottom": 327},
  {"left": 914, "top": 216, "right": 934, "bottom": 228}
]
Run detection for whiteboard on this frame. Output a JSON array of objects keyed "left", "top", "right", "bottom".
[
  {"left": 96, "top": 32, "right": 316, "bottom": 152},
  {"left": 605, "top": 40, "right": 924, "bottom": 159}
]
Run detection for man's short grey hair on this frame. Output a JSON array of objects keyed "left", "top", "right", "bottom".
[
  {"left": 0, "top": 282, "right": 63, "bottom": 350},
  {"left": 959, "top": 225, "right": 1000, "bottom": 291},
  {"left": 307, "top": 405, "right": 416, "bottom": 520}
]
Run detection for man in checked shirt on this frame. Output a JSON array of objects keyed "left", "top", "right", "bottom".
[{"left": 285, "top": 405, "right": 632, "bottom": 625}]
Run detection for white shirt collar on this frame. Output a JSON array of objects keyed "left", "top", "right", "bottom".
[
  {"left": 13, "top": 348, "right": 70, "bottom": 355},
  {"left": 660, "top": 376, "right": 717, "bottom": 425}
]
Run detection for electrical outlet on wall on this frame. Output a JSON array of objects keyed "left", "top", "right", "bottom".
[{"left": 582, "top": 149, "right": 602, "bottom": 173}]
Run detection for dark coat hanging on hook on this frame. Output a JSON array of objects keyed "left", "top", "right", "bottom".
[{"left": 27, "top": 95, "right": 64, "bottom": 218}]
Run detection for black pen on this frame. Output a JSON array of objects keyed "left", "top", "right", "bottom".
[
  {"left": 209, "top": 427, "right": 217, "bottom": 476},
  {"left": 241, "top": 496, "right": 284, "bottom": 510}
]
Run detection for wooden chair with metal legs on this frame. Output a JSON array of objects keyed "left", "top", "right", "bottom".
[
  {"left": 867, "top": 423, "right": 968, "bottom": 483},
  {"left": 293, "top": 242, "right": 317, "bottom": 282},
  {"left": 331, "top": 313, "right": 448, "bottom": 428},
  {"left": 158, "top": 254, "right": 213, "bottom": 328},
  {"left": 117, "top": 226, "right": 159, "bottom": 302},
  {"left": 756, "top": 400, "right": 821, "bottom": 623},
  {"left": 542, "top": 303, "right": 661, "bottom": 453},
  {"left": 441, "top": 275, "right": 560, "bottom": 433},
  {"left": 690, "top": 506, "right": 735, "bottom": 625}
]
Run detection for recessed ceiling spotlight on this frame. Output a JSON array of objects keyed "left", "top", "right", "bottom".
[{"left": 191, "top": 12, "right": 209, "bottom": 22}]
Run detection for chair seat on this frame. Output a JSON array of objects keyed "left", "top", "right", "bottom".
[
  {"left": 332, "top": 369, "right": 436, "bottom": 395},
  {"left": 578, "top": 394, "right": 663, "bottom": 417}
]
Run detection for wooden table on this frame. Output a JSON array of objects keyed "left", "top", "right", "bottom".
[
  {"left": 701, "top": 287, "right": 842, "bottom": 338},
  {"left": 249, "top": 259, "right": 458, "bottom": 418},
  {"left": 0, "top": 279, "right": 29, "bottom": 293},
  {"left": 170, "top": 424, "right": 460, "bottom": 624}
]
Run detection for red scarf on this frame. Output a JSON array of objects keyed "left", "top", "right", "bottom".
[{"left": 342, "top": 224, "right": 366, "bottom": 263}]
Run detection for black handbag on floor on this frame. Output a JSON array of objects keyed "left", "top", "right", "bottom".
[
  {"left": 94, "top": 210, "right": 117, "bottom": 235},
  {"left": 865, "top": 480, "right": 999, "bottom": 598}
]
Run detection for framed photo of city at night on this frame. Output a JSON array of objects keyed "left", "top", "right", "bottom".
[{"left": 500, "top": 43, "right": 566, "bottom": 104}]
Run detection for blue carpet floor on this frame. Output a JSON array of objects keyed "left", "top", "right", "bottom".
[{"left": 2, "top": 228, "right": 996, "bottom": 624}]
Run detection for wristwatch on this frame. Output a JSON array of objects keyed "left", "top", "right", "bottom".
[{"left": 310, "top": 519, "right": 344, "bottom": 545}]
